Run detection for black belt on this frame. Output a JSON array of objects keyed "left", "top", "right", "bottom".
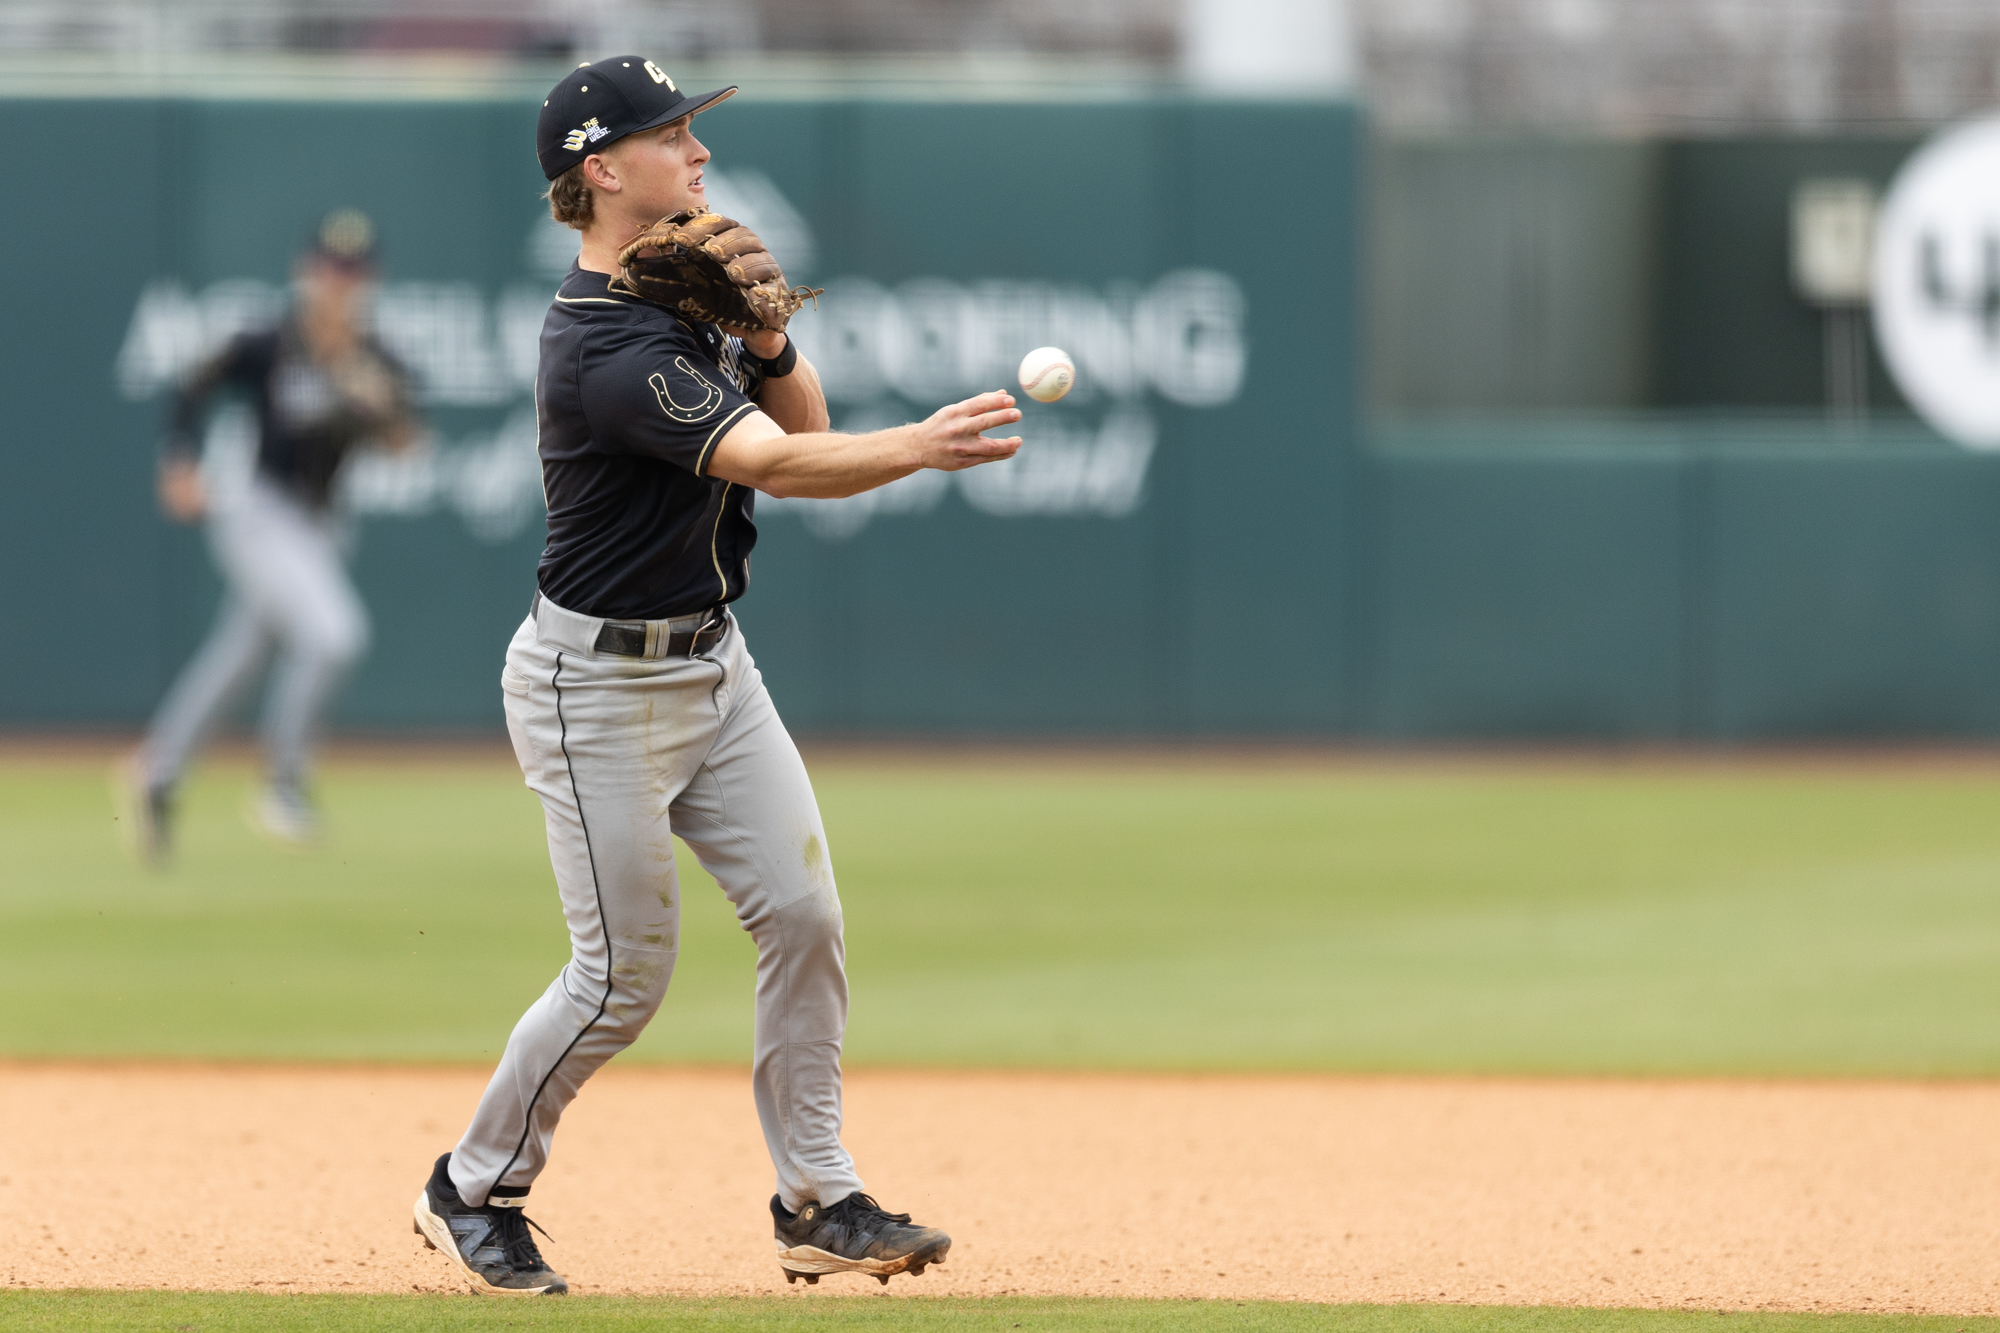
[
  {"left": 531, "top": 592, "right": 729, "bottom": 659},
  {"left": 595, "top": 611, "right": 728, "bottom": 658}
]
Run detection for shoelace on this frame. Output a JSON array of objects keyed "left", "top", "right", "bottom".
[
  {"left": 827, "top": 1192, "right": 912, "bottom": 1229},
  {"left": 491, "top": 1207, "right": 555, "bottom": 1270}
]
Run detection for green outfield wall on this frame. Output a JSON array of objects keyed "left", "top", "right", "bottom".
[
  {"left": 0, "top": 92, "right": 1359, "bottom": 735},
  {"left": 1364, "top": 418, "right": 2000, "bottom": 739},
  {"left": 0, "top": 98, "right": 1988, "bottom": 739}
]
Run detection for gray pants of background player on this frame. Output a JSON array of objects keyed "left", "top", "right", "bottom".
[
  {"left": 142, "top": 476, "right": 370, "bottom": 792},
  {"left": 447, "top": 594, "right": 864, "bottom": 1213}
]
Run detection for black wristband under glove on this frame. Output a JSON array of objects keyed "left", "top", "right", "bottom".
[{"left": 745, "top": 335, "right": 798, "bottom": 381}]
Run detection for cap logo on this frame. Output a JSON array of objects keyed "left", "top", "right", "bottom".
[
  {"left": 562, "top": 117, "right": 610, "bottom": 153},
  {"left": 318, "top": 208, "right": 374, "bottom": 259},
  {"left": 644, "top": 60, "right": 676, "bottom": 89}
]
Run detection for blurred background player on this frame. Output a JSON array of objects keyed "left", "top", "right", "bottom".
[{"left": 123, "top": 210, "right": 419, "bottom": 859}]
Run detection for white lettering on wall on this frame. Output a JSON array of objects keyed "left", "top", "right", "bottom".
[
  {"left": 113, "top": 254, "right": 1246, "bottom": 542},
  {"left": 957, "top": 410, "right": 1156, "bottom": 518},
  {"left": 788, "top": 269, "right": 1246, "bottom": 408},
  {"left": 117, "top": 271, "right": 1248, "bottom": 413},
  {"left": 116, "top": 277, "right": 552, "bottom": 408},
  {"left": 187, "top": 402, "right": 544, "bottom": 544},
  {"left": 338, "top": 408, "right": 545, "bottom": 543}
]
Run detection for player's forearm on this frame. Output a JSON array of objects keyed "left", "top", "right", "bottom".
[
  {"left": 727, "top": 426, "right": 922, "bottom": 500},
  {"left": 707, "top": 391, "right": 1022, "bottom": 498},
  {"left": 162, "top": 383, "right": 214, "bottom": 462},
  {"left": 754, "top": 356, "right": 829, "bottom": 435}
]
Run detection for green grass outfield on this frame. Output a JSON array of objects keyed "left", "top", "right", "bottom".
[
  {"left": 3, "top": 1293, "right": 1995, "bottom": 1333},
  {"left": 4, "top": 748, "right": 2000, "bottom": 1074}
]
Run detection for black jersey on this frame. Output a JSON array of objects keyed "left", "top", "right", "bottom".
[
  {"left": 533, "top": 264, "right": 766, "bottom": 621},
  {"left": 164, "top": 319, "right": 412, "bottom": 511}
]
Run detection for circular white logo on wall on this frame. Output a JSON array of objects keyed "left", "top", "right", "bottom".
[{"left": 1875, "top": 116, "right": 2000, "bottom": 449}]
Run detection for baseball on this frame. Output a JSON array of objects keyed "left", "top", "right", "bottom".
[{"left": 1017, "top": 346, "right": 1076, "bottom": 403}]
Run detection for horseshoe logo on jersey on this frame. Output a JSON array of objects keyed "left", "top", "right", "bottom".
[{"left": 649, "top": 359, "right": 724, "bottom": 422}]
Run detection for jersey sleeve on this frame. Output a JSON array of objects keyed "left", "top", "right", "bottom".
[
  {"left": 582, "top": 324, "right": 760, "bottom": 478},
  {"left": 161, "top": 331, "right": 269, "bottom": 463}
]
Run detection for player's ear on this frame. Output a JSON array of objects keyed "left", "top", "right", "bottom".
[{"left": 582, "top": 152, "right": 620, "bottom": 194}]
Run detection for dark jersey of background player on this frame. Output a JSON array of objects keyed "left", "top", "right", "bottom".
[
  {"left": 535, "top": 263, "right": 769, "bottom": 622},
  {"left": 163, "top": 320, "right": 413, "bottom": 511}
]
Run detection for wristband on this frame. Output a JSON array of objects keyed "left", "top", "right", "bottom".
[{"left": 745, "top": 335, "right": 798, "bottom": 380}]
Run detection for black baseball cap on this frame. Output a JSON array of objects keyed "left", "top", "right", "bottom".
[{"left": 536, "top": 56, "right": 736, "bottom": 181}]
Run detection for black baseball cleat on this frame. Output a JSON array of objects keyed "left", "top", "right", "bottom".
[
  {"left": 772, "top": 1191, "right": 951, "bottom": 1286},
  {"left": 412, "top": 1152, "right": 568, "bottom": 1295}
]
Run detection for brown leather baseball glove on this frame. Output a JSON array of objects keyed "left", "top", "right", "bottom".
[{"left": 612, "top": 210, "right": 822, "bottom": 333}]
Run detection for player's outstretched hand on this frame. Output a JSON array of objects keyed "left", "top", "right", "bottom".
[{"left": 914, "top": 391, "right": 1024, "bottom": 472}]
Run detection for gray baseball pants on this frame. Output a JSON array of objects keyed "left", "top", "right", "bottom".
[
  {"left": 143, "top": 476, "right": 369, "bottom": 792},
  {"left": 448, "top": 594, "right": 863, "bottom": 1213}
]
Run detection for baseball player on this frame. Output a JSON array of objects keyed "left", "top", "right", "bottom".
[
  {"left": 409, "top": 58, "right": 1023, "bottom": 1296},
  {"left": 124, "top": 212, "right": 417, "bottom": 858}
]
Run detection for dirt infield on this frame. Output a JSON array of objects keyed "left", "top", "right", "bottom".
[{"left": 4, "top": 1065, "right": 1999, "bottom": 1313}]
